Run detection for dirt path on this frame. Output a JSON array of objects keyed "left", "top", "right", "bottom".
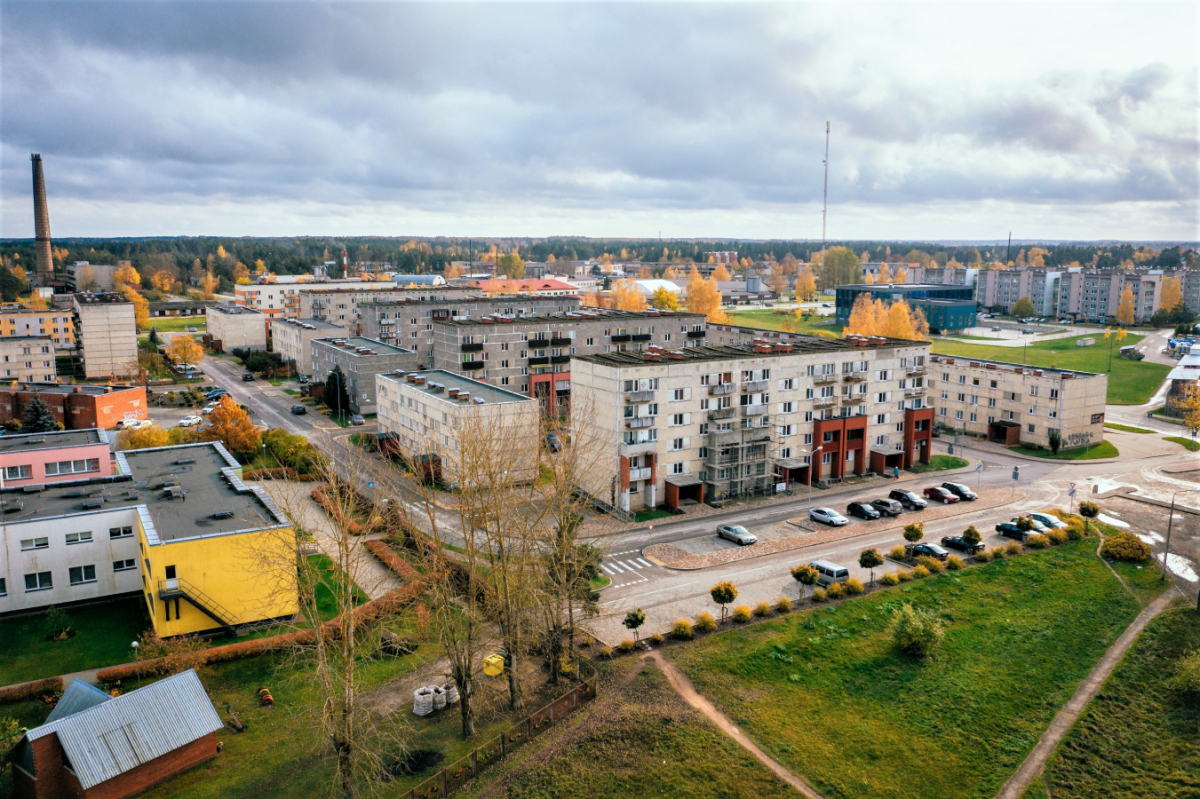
[
  {"left": 648, "top": 651, "right": 824, "bottom": 799},
  {"left": 993, "top": 586, "right": 1181, "bottom": 799}
]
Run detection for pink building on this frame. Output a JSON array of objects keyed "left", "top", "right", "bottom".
[{"left": 0, "top": 429, "right": 114, "bottom": 486}]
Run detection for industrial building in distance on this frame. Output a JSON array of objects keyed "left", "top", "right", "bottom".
[{"left": 835, "top": 283, "right": 977, "bottom": 333}]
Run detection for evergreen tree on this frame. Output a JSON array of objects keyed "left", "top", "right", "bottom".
[
  {"left": 325, "top": 366, "right": 350, "bottom": 418},
  {"left": 22, "top": 396, "right": 57, "bottom": 433},
  {"left": 147, "top": 328, "right": 160, "bottom": 346}
]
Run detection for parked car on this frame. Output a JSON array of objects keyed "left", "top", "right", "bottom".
[
  {"left": 846, "top": 501, "right": 881, "bottom": 520},
  {"left": 941, "top": 535, "right": 985, "bottom": 554},
  {"left": 941, "top": 481, "right": 977, "bottom": 501},
  {"left": 1021, "top": 328, "right": 1035, "bottom": 334},
  {"left": 809, "top": 507, "right": 848, "bottom": 526},
  {"left": 201, "top": 404, "right": 216, "bottom": 415},
  {"left": 242, "top": 372, "right": 255, "bottom": 381},
  {"left": 119, "top": 418, "right": 152, "bottom": 430},
  {"left": 990, "top": 326, "right": 1002, "bottom": 332},
  {"left": 349, "top": 414, "right": 365, "bottom": 426},
  {"left": 544, "top": 433, "right": 562, "bottom": 453},
  {"left": 290, "top": 404, "right": 307, "bottom": 415},
  {"left": 911, "top": 543, "right": 949, "bottom": 561},
  {"left": 809, "top": 560, "right": 850, "bottom": 587},
  {"left": 871, "top": 498, "right": 904, "bottom": 517},
  {"left": 1012, "top": 516, "right": 1049, "bottom": 533},
  {"left": 717, "top": 524, "right": 757, "bottom": 546},
  {"left": 996, "top": 522, "right": 1029, "bottom": 541},
  {"left": 889, "top": 488, "right": 927, "bottom": 510},
  {"left": 204, "top": 388, "right": 229, "bottom": 400},
  {"left": 178, "top": 415, "right": 203, "bottom": 428},
  {"left": 298, "top": 376, "right": 309, "bottom": 384},
  {"left": 1029, "top": 512, "right": 1067, "bottom": 530},
  {"left": 923, "top": 486, "right": 960, "bottom": 504}
]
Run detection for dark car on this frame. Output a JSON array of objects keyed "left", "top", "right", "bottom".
[
  {"left": 242, "top": 372, "right": 255, "bottom": 381},
  {"left": 911, "top": 543, "right": 949, "bottom": 561},
  {"left": 941, "top": 535, "right": 985, "bottom": 554},
  {"left": 941, "top": 481, "right": 977, "bottom": 501},
  {"left": 298, "top": 376, "right": 309, "bottom": 384},
  {"left": 871, "top": 498, "right": 904, "bottom": 517},
  {"left": 544, "top": 433, "right": 562, "bottom": 453},
  {"left": 889, "top": 488, "right": 927, "bottom": 510},
  {"left": 923, "top": 486, "right": 960, "bottom": 504},
  {"left": 205, "top": 388, "right": 229, "bottom": 400},
  {"left": 996, "top": 522, "right": 1028, "bottom": 541},
  {"left": 846, "top": 501, "right": 881, "bottom": 520},
  {"left": 290, "top": 404, "right": 307, "bottom": 415}
]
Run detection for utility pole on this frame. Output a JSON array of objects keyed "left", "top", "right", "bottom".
[{"left": 820, "top": 122, "right": 830, "bottom": 272}]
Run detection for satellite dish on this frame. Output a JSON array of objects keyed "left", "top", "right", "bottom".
[{"left": 483, "top": 654, "right": 505, "bottom": 677}]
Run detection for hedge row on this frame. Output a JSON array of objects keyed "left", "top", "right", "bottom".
[
  {"left": 364, "top": 539, "right": 421, "bottom": 582},
  {"left": 0, "top": 676, "right": 64, "bottom": 705},
  {"left": 95, "top": 581, "right": 426, "bottom": 683},
  {"left": 243, "top": 467, "right": 320, "bottom": 482}
]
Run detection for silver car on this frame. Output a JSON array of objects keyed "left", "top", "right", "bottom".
[
  {"left": 1029, "top": 512, "right": 1067, "bottom": 530},
  {"left": 809, "top": 507, "right": 849, "bottom": 526},
  {"left": 717, "top": 524, "right": 757, "bottom": 546}
]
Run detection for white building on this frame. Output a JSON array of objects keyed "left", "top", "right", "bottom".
[
  {"left": 206, "top": 305, "right": 268, "bottom": 351},
  {"left": 0, "top": 336, "right": 57, "bottom": 383},
  {"left": 73, "top": 293, "right": 137, "bottom": 379},
  {"left": 270, "top": 317, "right": 348, "bottom": 376}
]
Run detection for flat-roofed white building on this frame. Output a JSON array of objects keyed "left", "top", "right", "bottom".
[
  {"left": 0, "top": 336, "right": 56, "bottom": 383},
  {"left": 270, "top": 317, "right": 348, "bottom": 376},
  {"left": 206, "top": 304, "right": 268, "bottom": 351},
  {"left": 73, "top": 293, "right": 137, "bottom": 378}
]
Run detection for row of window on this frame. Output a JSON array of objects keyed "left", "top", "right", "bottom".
[
  {"left": 18, "top": 526, "right": 133, "bottom": 551},
  {"left": 0, "top": 559, "right": 138, "bottom": 597},
  {"left": 4, "top": 458, "right": 101, "bottom": 482}
]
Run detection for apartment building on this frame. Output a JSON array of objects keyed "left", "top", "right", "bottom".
[
  {"left": 376, "top": 370, "right": 541, "bottom": 484},
  {"left": 206, "top": 305, "right": 268, "bottom": 351},
  {"left": 299, "top": 285, "right": 475, "bottom": 329},
  {"left": 929, "top": 355, "right": 1107, "bottom": 451},
  {"left": 429, "top": 309, "right": 707, "bottom": 415},
  {"left": 978, "top": 267, "right": 1199, "bottom": 322},
  {"left": 0, "top": 337, "right": 56, "bottom": 383},
  {"left": 271, "top": 317, "right": 348, "bottom": 375},
  {"left": 361, "top": 294, "right": 582, "bottom": 368},
  {"left": 235, "top": 278, "right": 396, "bottom": 319},
  {"left": 0, "top": 306, "right": 76, "bottom": 349},
  {"left": 0, "top": 440, "right": 296, "bottom": 637},
  {"left": 65, "top": 261, "right": 120, "bottom": 292},
  {"left": 571, "top": 337, "right": 934, "bottom": 513},
  {"left": 861, "top": 262, "right": 921, "bottom": 281},
  {"left": 474, "top": 278, "right": 578, "bottom": 296},
  {"left": 901, "top": 265, "right": 979, "bottom": 287},
  {"left": 73, "top": 293, "right": 137, "bottom": 379},
  {"left": 311, "top": 337, "right": 419, "bottom": 414}
]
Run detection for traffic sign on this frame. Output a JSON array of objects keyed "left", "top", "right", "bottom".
[
  {"left": 1068, "top": 488, "right": 1077, "bottom": 497},
  {"left": 1070, "top": 482, "right": 1076, "bottom": 489},
  {"left": 368, "top": 481, "right": 375, "bottom": 488},
  {"left": 976, "top": 462, "right": 983, "bottom": 471},
  {"left": 1012, "top": 466, "right": 1020, "bottom": 481}
]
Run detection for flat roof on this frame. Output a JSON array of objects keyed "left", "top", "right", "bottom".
[
  {"left": 359, "top": 293, "right": 569, "bottom": 308},
  {"left": 271, "top": 317, "right": 346, "bottom": 331},
  {"left": 929, "top": 354, "right": 1102, "bottom": 378},
  {"left": 208, "top": 304, "right": 263, "bottom": 315},
  {"left": 0, "top": 335, "right": 54, "bottom": 342},
  {"left": 0, "top": 382, "right": 140, "bottom": 396},
  {"left": 379, "top": 369, "right": 534, "bottom": 405},
  {"left": 74, "top": 293, "right": 130, "bottom": 305},
  {"left": 577, "top": 339, "right": 920, "bottom": 367},
  {"left": 312, "top": 336, "right": 413, "bottom": 356},
  {"left": 0, "top": 428, "right": 105, "bottom": 455},
  {"left": 838, "top": 283, "right": 970, "bottom": 291},
  {"left": 434, "top": 309, "right": 704, "bottom": 328},
  {"left": 0, "top": 307, "right": 71, "bottom": 316}
]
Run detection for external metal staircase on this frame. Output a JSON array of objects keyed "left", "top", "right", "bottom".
[{"left": 158, "top": 578, "right": 239, "bottom": 636}]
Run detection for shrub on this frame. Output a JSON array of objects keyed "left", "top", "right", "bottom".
[
  {"left": 987, "top": 546, "right": 1007, "bottom": 560},
  {"left": 753, "top": 601, "right": 772, "bottom": 618},
  {"left": 826, "top": 581, "right": 846, "bottom": 599},
  {"left": 896, "top": 569, "right": 914, "bottom": 583},
  {"left": 911, "top": 565, "right": 931, "bottom": 579},
  {"left": 617, "top": 639, "right": 637, "bottom": 653},
  {"left": 597, "top": 645, "right": 614, "bottom": 659},
  {"left": 1079, "top": 500, "right": 1100, "bottom": 535},
  {"left": 1015, "top": 516, "right": 1034, "bottom": 533},
  {"left": 578, "top": 635, "right": 594, "bottom": 649},
  {"left": 903, "top": 522, "right": 925, "bottom": 543},
  {"left": 1100, "top": 531, "right": 1152, "bottom": 563},
  {"left": 694, "top": 611, "right": 717, "bottom": 633},
  {"left": 881, "top": 572, "right": 900, "bottom": 586},
  {"left": 1168, "top": 649, "right": 1200, "bottom": 698},
  {"left": 775, "top": 596, "right": 793, "bottom": 613},
  {"left": 811, "top": 587, "right": 827, "bottom": 602},
  {"left": 915, "top": 556, "right": 944, "bottom": 574},
  {"left": 711, "top": 581, "right": 739, "bottom": 624},
  {"left": 1005, "top": 541, "right": 1023, "bottom": 556},
  {"left": 962, "top": 525, "right": 982, "bottom": 547},
  {"left": 791, "top": 565, "right": 818, "bottom": 586},
  {"left": 732, "top": 605, "right": 753, "bottom": 623},
  {"left": 1046, "top": 528, "right": 1069, "bottom": 546},
  {"left": 844, "top": 577, "right": 865, "bottom": 595},
  {"left": 671, "top": 619, "right": 694, "bottom": 640},
  {"left": 946, "top": 555, "right": 965, "bottom": 571},
  {"left": 889, "top": 545, "right": 909, "bottom": 561},
  {"left": 1065, "top": 520, "right": 1085, "bottom": 540},
  {"left": 890, "top": 603, "right": 946, "bottom": 659},
  {"left": 649, "top": 632, "right": 665, "bottom": 646},
  {"left": 0, "top": 676, "right": 64, "bottom": 704},
  {"left": 974, "top": 548, "right": 993, "bottom": 563}
]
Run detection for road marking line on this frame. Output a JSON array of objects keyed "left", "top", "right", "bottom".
[
  {"left": 600, "top": 565, "right": 614, "bottom": 575},
  {"left": 607, "top": 561, "right": 624, "bottom": 573},
  {"left": 620, "top": 560, "right": 642, "bottom": 570},
  {"left": 636, "top": 558, "right": 654, "bottom": 568}
]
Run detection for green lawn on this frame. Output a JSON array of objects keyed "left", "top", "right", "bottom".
[
  {"left": 146, "top": 316, "right": 207, "bottom": 334},
  {"left": 1010, "top": 441, "right": 1118, "bottom": 460},
  {"left": 669, "top": 540, "right": 1143, "bottom": 799},
  {"left": 728, "top": 308, "right": 843, "bottom": 338},
  {"left": 930, "top": 334, "right": 1170, "bottom": 405},
  {"left": 0, "top": 597, "right": 147, "bottom": 686},
  {"left": 1040, "top": 606, "right": 1200, "bottom": 799},
  {"left": 1103, "top": 422, "right": 1154, "bottom": 434},
  {"left": 590, "top": 574, "right": 612, "bottom": 591},
  {"left": 632, "top": 508, "right": 674, "bottom": 523},
  {"left": 909, "top": 454, "right": 968, "bottom": 473},
  {"left": 1164, "top": 435, "right": 1200, "bottom": 452},
  {"left": 498, "top": 662, "right": 796, "bottom": 799}
]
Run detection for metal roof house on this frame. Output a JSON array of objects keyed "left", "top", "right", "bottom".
[{"left": 13, "top": 670, "right": 222, "bottom": 799}]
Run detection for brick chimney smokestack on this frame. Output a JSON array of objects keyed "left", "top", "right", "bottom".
[
  {"left": 31, "top": 154, "right": 52, "bottom": 284},
  {"left": 342, "top": 248, "right": 348, "bottom": 279}
]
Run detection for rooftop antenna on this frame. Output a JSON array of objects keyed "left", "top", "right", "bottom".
[{"left": 820, "top": 121, "right": 830, "bottom": 270}]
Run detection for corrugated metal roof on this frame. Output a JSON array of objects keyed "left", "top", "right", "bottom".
[
  {"left": 26, "top": 670, "right": 222, "bottom": 790},
  {"left": 45, "top": 680, "right": 112, "bottom": 724}
]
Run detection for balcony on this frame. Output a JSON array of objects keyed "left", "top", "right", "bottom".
[
  {"left": 611, "top": 334, "right": 632, "bottom": 342},
  {"left": 551, "top": 355, "right": 571, "bottom": 365},
  {"left": 906, "top": 366, "right": 927, "bottom": 376},
  {"left": 550, "top": 337, "right": 572, "bottom": 347},
  {"left": 813, "top": 373, "right": 838, "bottom": 385},
  {"left": 632, "top": 333, "right": 652, "bottom": 342},
  {"left": 840, "top": 395, "right": 865, "bottom": 405},
  {"left": 625, "top": 416, "right": 656, "bottom": 429},
  {"left": 708, "top": 429, "right": 743, "bottom": 446},
  {"left": 707, "top": 408, "right": 735, "bottom": 421},
  {"left": 627, "top": 390, "right": 656, "bottom": 403},
  {"left": 379, "top": 318, "right": 396, "bottom": 325},
  {"left": 629, "top": 467, "right": 652, "bottom": 481},
  {"left": 528, "top": 356, "right": 551, "bottom": 366},
  {"left": 460, "top": 342, "right": 483, "bottom": 352},
  {"left": 843, "top": 373, "right": 867, "bottom": 383},
  {"left": 905, "top": 387, "right": 927, "bottom": 398},
  {"left": 741, "top": 380, "right": 768, "bottom": 392},
  {"left": 460, "top": 360, "right": 485, "bottom": 371},
  {"left": 708, "top": 383, "right": 734, "bottom": 396},
  {"left": 619, "top": 440, "right": 659, "bottom": 457},
  {"left": 687, "top": 330, "right": 706, "bottom": 339},
  {"left": 813, "top": 396, "right": 837, "bottom": 407},
  {"left": 741, "top": 405, "right": 769, "bottom": 417}
]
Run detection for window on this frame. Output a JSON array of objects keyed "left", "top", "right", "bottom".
[
  {"left": 20, "top": 537, "right": 48, "bottom": 551},
  {"left": 1028, "top": 406, "right": 1037, "bottom": 416},
  {"left": 876, "top": 413, "right": 889, "bottom": 424},
  {"left": 780, "top": 401, "right": 796, "bottom": 413},
  {"left": 779, "top": 447, "right": 792, "bottom": 459},
  {"left": 805, "top": 388, "right": 814, "bottom": 399},
  {"left": 65, "top": 532, "right": 92, "bottom": 545},
  {"left": 671, "top": 462, "right": 685, "bottom": 475},
  {"left": 109, "top": 526, "right": 134, "bottom": 539},
  {"left": 670, "top": 438, "right": 685, "bottom": 451},
  {"left": 1027, "top": 424, "right": 1036, "bottom": 434},
  {"left": 955, "top": 410, "right": 964, "bottom": 421},
  {"left": 896, "top": 421, "right": 905, "bottom": 432},
  {"left": 4, "top": 465, "right": 31, "bottom": 480},
  {"left": 779, "top": 424, "right": 795, "bottom": 437},
  {"left": 1030, "top": 386, "right": 1039, "bottom": 396},
  {"left": 970, "top": 395, "right": 978, "bottom": 405},
  {"left": 804, "top": 411, "right": 813, "bottom": 422},
  {"left": 24, "top": 572, "right": 52, "bottom": 591},
  {"left": 958, "top": 375, "right": 967, "bottom": 384},
  {"left": 113, "top": 559, "right": 136, "bottom": 572},
  {"left": 779, "top": 378, "right": 796, "bottom": 390},
  {"left": 1048, "top": 409, "right": 1058, "bottom": 419},
  {"left": 42, "top": 459, "right": 97, "bottom": 476},
  {"left": 670, "top": 388, "right": 691, "bottom": 401},
  {"left": 990, "top": 380, "right": 998, "bottom": 389},
  {"left": 876, "top": 369, "right": 891, "bottom": 381},
  {"left": 0, "top": 578, "right": 5, "bottom": 596},
  {"left": 821, "top": 452, "right": 833, "bottom": 464},
  {"left": 69, "top": 565, "right": 97, "bottom": 585},
  {"left": 940, "top": 407, "right": 948, "bottom": 417},
  {"left": 942, "top": 372, "right": 950, "bottom": 382},
  {"left": 803, "top": 433, "right": 813, "bottom": 445},
  {"left": 969, "top": 412, "right": 977, "bottom": 422},
  {"left": 941, "top": 390, "right": 949, "bottom": 400},
  {"left": 670, "top": 413, "right": 688, "bottom": 426},
  {"left": 988, "top": 397, "right": 996, "bottom": 407},
  {"left": 1049, "top": 388, "right": 1059, "bottom": 400},
  {"left": 956, "top": 393, "right": 965, "bottom": 402}
]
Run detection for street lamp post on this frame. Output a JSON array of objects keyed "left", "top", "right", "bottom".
[
  {"left": 1161, "top": 487, "right": 1200, "bottom": 582},
  {"left": 131, "top": 640, "right": 140, "bottom": 684}
]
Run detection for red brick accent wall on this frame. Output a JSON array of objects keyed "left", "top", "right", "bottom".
[
  {"left": 85, "top": 733, "right": 217, "bottom": 799},
  {"left": 0, "top": 387, "right": 147, "bottom": 430},
  {"left": 17, "top": 734, "right": 86, "bottom": 799}
]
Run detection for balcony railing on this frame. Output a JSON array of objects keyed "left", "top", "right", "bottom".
[
  {"left": 741, "top": 380, "right": 768, "bottom": 392},
  {"left": 741, "top": 405, "right": 769, "bottom": 417},
  {"left": 907, "top": 366, "right": 927, "bottom": 376},
  {"left": 551, "top": 355, "right": 571, "bottom": 364},
  {"left": 460, "top": 342, "right": 483, "bottom": 352},
  {"left": 843, "top": 373, "right": 867, "bottom": 383},
  {"left": 813, "top": 373, "right": 838, "bottom": 384},
  {"left": 528, "top": 356, "right": 551, "bottom": 366},
  {"left": 841, "top": 395, "right": 865, "bottom": 405},
  {"left": 619, "top": 440, "right": 658, "bottom": 457},
  {"left": 629, "top": 467, "right": 652, "bottom": 481},
  {"left": 813, "top": 396, "right": 837, "bottom": 407},
  {"left": 707, "top": 408, "right": 735, "bottom": 420},
  {"left": 632, "top": 333, "right": 652, "bottom": 342},
  {"left": 708, "top": 384, "right": 734, "bottom": 396},
  {"left": 687, "top": 330, "right": 706, "bottom": 338},
  {"left": 550, "top": 337, "right": 572, "bottom": 347},
  {"left": 625, "top": 416, "right": 655, "bottom": 429},
  {"left": 460, "top": 360, "right": 485, "bottom": 370},
  {"left": 905, "top": 387, "right": 927, "bottom": 397},
  {"left": 627, "top": 390, "right": 656, "bottom": 403},
  {"left": 611, "top": 334, "right": 632, "bottom": 342}
]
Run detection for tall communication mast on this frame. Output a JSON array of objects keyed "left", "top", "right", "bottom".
[{"left": 820, "top": 122, "right": 830, "bottom": 268}]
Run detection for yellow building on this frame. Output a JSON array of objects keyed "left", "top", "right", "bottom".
[{"left": 0, "top": 307, "right": 76, "bottom": 348}]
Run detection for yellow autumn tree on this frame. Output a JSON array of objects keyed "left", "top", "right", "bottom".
[
  {"left": 636, "top": 265, "right": 653, "bottom": 279},
  {"left": 844, "top": 293, "right": 879, "bottom": 336},
  {"left": 882, "top": 300, "right": 919, "bottom": 340},
  {"left": 895, "top": 266, "right": 908, "bottom": 283},
  {"left": 150, "top": 270, "right": 175, "bottom": 293},
  {"left": 1115, "top": 285, "right": 1135, "bottom": 325},
  {"left": 444, "top": 262, "right": 464, "bottom": 280},
  {"left": 794, "top": 266, "right": 817, "bottom": 300},
  {"left": 11, "top": 265, "right": 27, "bottom": 283},
  {"left": 123, "top": 285, "right": 150, "bottom": 330},
  {"left": 116, "top": 424, "right": 171, "bottom": 450},
  {"left": 581, "top": 291, "right": 604, "bottom": 308},
  {"left": 711, "top": 264, "right": 732, "bottom": 282},
  {"left": 662, "top": 266, "right": 679, "bottom": 280},
  {"left": 166, "top": 335, "right": 203, "bottom": 365},
  {"left": 685, "top": 267, "right": 730, "bottom": 323},
  {"left": 864, "top": 272, "right": 876, "bottom": 285},
  {"left": 200, "top": 271, "right": 219, "bottom": 300},
  {"left": 651, "top": 286, "right": 680, "bottom": 311},
  {"left": 912, "top": 306, "right": 930, "bottom": 339},
  {"left": 1160, "top": 276, "right": 1183, "bottom": 312},
  {"left": 609, "top": 279, "right": 648, "bottom": 311},
  {"left": 200, "top": 396, "right": 261, "bottom": 460},
  {"left": 23, "top": 293, "right": 49, "bottom": 311},
  {"left": 877, "top": 263, "right": 891, "bottom": 283},
  {"left": 113, "top": 265, "right": 141, "bottom": 290},
  {"left": 232, "top": 262, "right": 250, "bottom": 282}
]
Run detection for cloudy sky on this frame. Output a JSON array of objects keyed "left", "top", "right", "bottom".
[{"left": 2, "top": 1, "right": 1197, "bottom": 241}]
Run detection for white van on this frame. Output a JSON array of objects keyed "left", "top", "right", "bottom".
[{"left": 809, "top": 560, "right": 850, "bottom": 588}]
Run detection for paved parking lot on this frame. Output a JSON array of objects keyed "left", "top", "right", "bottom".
[{"left": 1102, "top": 495, "right": 1199, "bottom": 596}]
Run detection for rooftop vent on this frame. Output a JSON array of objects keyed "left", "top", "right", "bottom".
[
  {"left": 473, "top": 396, "right": 486, "bottom": 404},
  {"left": 22, "top": 485, "right": 44, "bottom": 494},
  {"left": 124, "top": 489, "right": 139, "bottom": 500},
  {"left": 81, "top": 499, "right": 104, "bottom": 509},
  {"left": 211, "top": 509, "right": 236, "bottom": 519},
  {"left": 458, "top": 392, "right": 471, "bottom": 402},
  {"left": 175, "top": 458, "right": 196, "bottom": 465},
  {"left": 447, "top": 388, "right": 460, "bottom": 398},
  {"left": 1, "top": 499, "right": 23, "bottom": 512},
  {"left": 164, "top": 486, "right": 185, "bottom": 499},
  {"left": 25, "top": 437, "right": 46, "bottom": 444}
]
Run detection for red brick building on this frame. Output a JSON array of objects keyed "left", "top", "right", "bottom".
[
  {"left": 13, "top": 670, "right": 222, "bottom": 799},
  {"left": 0, "top": 384, "right": 147, "bottom": 430}
]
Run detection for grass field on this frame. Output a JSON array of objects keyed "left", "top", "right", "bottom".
[
  {"left": 496, "top": 662, "right": 797, "bottom": 799},
  {"left": 1039, "top": 606, "right": 1200, "bottom": 799},
  {"left": 1010, "top": 441, "right": 1119, "bottom": 460},
  {"left": 930, "top": 334, "right": 1170, "bottom": 405},
  {"left": 669, "top": 539, "right": 1143, "bottom": 799},
  {"left": 1103, "top": 422, "right": 1154, "bottom": 434},
  {"left": 145, "top": 316, "right": 207, "bottom": 334},
  {"left": 0, "top": 597, "right": 147, "bottom": 686},
  {"left": 909, "top": 454, "right": 968, "bottom": 473},
  {"left": 1164, "top": 435, "right": 1200, "bottom": 452},
  {"left": 728, "top": 308, "right": 843, "bottom": 338}
]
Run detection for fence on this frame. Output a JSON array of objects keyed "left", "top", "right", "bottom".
[{"left": 406, "top": 673, "right": 598, "bottom": 798}]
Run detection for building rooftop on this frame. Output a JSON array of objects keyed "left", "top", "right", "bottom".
[
  {"left": 313, "top": 336, "right": 413, "bottom": 356},
  {"left": 839, "top": 283, "right": 968, "bottom": 291},
  {"left": 0, "top": 382, "right": 140, "bottom": 396},
  {"left": 73, "top": 292, "right": 130, "bottom": 305},
  {"left": 0, "top": 335, "right": 54, "bottom": 342},
  {"left": 0, "top": 443, "right": 287, "bottom": 543},
  {"left": 434, "top": 309, "right": 704, "bottom": 327},
  {"left": 379, "top": 369, "right": 534, "bottom": 405},
  {"left": 271, "top": 317, "right": 346, "bottom": 331},
  {"left": 297, "top": 285, "right": 463, "bottom": 295},
  {"left": 928, "top": 354, "right": 1102, "bottom": 378},
  {"left": 0, "top": 428, "right": 105, "bottom": 455},
  {"left": 360, "top": 293, "right": 567, "bottom": 308},
  {"left": 474, "top": 279, "right": 578, "bottom": 292},
  {"left": 208, "top": 304, "right": 263, "bottom": 315},
  {"left": 576, "top": 338, "right": 920, "bottom": 367}
]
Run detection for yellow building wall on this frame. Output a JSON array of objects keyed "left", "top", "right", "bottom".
[{"left": 140, "top": 524, "right": 299, "bottom": 637}]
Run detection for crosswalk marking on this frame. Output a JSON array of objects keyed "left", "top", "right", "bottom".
[
  {"left": 636, "top": 558, "right": 653, "bottom": 568},
  {"left": 619, "top": 560, "right": 641, "bottom": 571},
  {"left": 601, "top": 564, "right": 614, "bottom": 575},
  {"left": 608, "top": 561, "right": 625, "bottom": 573}
]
